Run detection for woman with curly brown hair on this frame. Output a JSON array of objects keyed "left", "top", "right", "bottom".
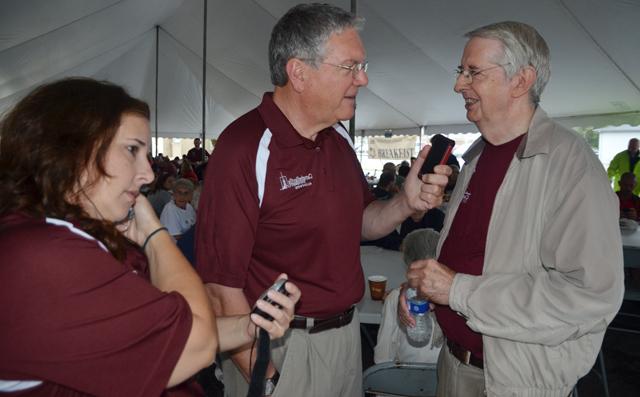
[{"left": 0, "top": 78, "right": 299, "bottom": 396}]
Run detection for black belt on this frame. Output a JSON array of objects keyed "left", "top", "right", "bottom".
[
  {"left": 290, "top": 306, "right": 355, "bottom": 334},
  {"left": 447, "top": 340, "right": 484, "bottom": 369}
]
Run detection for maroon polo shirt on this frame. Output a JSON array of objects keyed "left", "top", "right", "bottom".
[
  {"left": 0, "top": 213, "right": 194, "bottom": 396},
  {"left": 196, "top": 93, "right": 375, "bottom": 318},
  {"left": 435, "top": 135, "right": 524, "bottom": 361}
]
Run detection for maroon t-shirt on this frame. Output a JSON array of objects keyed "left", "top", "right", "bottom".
[
  {"left": 196, "top": 93, "right": 375, "bottom": 318},
  {"left": 435, "top": 135, "right": 524, "bottom": 361},
  {"left": 616, "top": 191, "right": 640, "bottom": 215},
  {"left": 0, "top": 213, "right": 194, "bottom": 396}
]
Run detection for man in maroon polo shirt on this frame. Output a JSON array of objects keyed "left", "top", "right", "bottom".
[
  {"left": 403, "top": 22, "right": 623, "bottom": 397},
  {"left": 195, "top": 4, "right": 450, "bottom": 397}
]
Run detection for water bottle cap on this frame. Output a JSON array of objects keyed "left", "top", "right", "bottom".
[{"left": 409, "top": 299, "right": 428, "bottom": 314}]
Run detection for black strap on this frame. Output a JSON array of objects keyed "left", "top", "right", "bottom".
[{"left": 246, "top": 328, "right": 270, "bottom": 397}]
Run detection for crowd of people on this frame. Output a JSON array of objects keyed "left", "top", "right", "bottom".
[
  {"left": 363, "top": 160, "right": 451, "bottom": 251},
  {"left": 0, "top": 3, "right": 628, "bottom": 397},
  {"left": 142, "top": 139, "right": 210, "bottom": 247}
]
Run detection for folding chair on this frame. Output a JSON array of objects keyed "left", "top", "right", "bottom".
[{"left": 363, "top": 362, "right": 437, "bottom": 397}]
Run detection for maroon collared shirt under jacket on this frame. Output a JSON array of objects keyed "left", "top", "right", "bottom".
[{"left": 436, "top": 135, "right": 524, "bottom": 361}]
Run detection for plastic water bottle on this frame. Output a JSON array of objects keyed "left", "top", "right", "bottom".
[{"left": 406, "top": 288, "right": 432, "bottom": 344}]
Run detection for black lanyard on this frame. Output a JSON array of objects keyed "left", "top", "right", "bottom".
[{"left": 246, "top": 328, "right": 270, "bottom": 397}]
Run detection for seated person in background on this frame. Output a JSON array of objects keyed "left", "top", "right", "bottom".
[
  {"left": 172, "top": 156, "right": 182, "bottom": 171},
  {"left": 180, "top": 159, "right": 198, "bottom": 184},
  {"left": 160, "top": 178, "right": 197, "bottom": 239},
  {"left": 398, "top": 163, "right": 410, "bottom": 178},
  {"left": 395, "top": 161, "right": 409, "bottom": 187},
  {"left": 397, "top": 163, "right": 410, "bottom": 189},
  {"left": 372, "top": 171, "right": 399, "bottom": 200},
  {"left": 401, "top": 153, "right": 448, "bottom": 233},
  {"left": 382, "top": 161, "right": 397, "bottom": 174},
  {"left": 148, "top": 172, "right": 176, "bottom": 217},
  {"left": 382, "top": 161, "right": 405, "bottom": 188},
  {"left": 400, "top": 207, "right": 445, "bottom": 236},
  {"left": 364, "top": 172, "right": 403, "bottom": 250},
  {"left": 364, "top": 173, "right": 445, "bottom": 250},
  {"left": 0, "top": 77, "right": 301, "bottom": 396},
  {"left": 375, "top": 228, "right": 444, "bottom": 364},
  {"left": 617, "top": 172, "right": 640, "bottom": 221},
  {"left": 155, "top": 154, "right": 178, "bottom": 177}
]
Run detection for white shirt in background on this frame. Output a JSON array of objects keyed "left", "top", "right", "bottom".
[
  {"left": 374, "top": 288, "right": 443, "bottom": 364},
  {"left": 160, "top": 201, "right": 196, "bottom": 237}
]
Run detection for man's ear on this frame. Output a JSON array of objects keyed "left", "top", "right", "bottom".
[
  {"left": 286, "top": 58, "right": 308, "bottom": 92},
  {"left": 511, "top": 66, "right": 537, "bottom": 99}
]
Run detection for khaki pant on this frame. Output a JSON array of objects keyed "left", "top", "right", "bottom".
[
  {"left": 221, "top": 310, "right": 362, "bottom": 397},
  {"left": 436, "top": 342, "right": 486, "bottom": 397}
]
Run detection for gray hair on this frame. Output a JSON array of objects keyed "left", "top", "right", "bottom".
[
  {"left": 465, "top": 21, "right": 550, "bottom": 104},
  {"left": 402, "top": 228, "right": 441, "bottom": 265},
  {"left": 269, "top": 3, "right": 364, "bottom": 86},
  {"left": 173, "top": 178, "right": 194, "bottom": 193}
]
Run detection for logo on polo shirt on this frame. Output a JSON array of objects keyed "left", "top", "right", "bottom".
[
  {"left": 279, "top": 172, "right": 313, "bottom": 191},
  {"left": 462, "top": 191, "right": 471, "bottom": 203}
]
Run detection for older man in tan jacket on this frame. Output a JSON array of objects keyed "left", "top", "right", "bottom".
[{"left": 403, "top": 21, "right": 624, "bottom": 397}]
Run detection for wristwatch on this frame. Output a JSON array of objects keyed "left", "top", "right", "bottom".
[{"left": 264, "top": 370, "right": 280, "bottom": 396}]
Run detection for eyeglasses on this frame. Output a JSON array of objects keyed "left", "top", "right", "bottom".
[
  {"left": 454, "top": 63, "right": 509, "bottom": 83},
  {"left": 299, "top": 57, "right": 368, "bottom": 77},
  {"left": 321, "top": 61, "right": 368, "bottom": 77}
]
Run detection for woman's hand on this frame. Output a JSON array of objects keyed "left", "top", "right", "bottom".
[
  {"left": 116, "top": 195, "right": 163, "bottom": 246},
  {"left": 248, "top": 274, "right": 301, "bottom": 340}
]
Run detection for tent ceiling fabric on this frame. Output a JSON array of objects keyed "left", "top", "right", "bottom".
[{"left": 1, "top": 0, "right": 639, "bottom": 138}]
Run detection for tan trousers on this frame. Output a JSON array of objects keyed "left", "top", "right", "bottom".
[
  {"left": 221, "top": 310, "right": 362, "bottom": 397},
  {"left": 436, "top": 342, "right": 486, "bottom": 397}
]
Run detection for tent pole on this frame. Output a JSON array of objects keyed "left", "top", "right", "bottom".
[
  {"left": 419, "top": 125, "right": 424, "bottom": 149},
  {"left": 201, "top": 0, "right": 208, "bottom": 159},
  {"left": 360, "top": 129, "right": 365, "bottom": 162},
  {"left": 154, "top": 25, "right": 159, "bottom": 156},
  {"left": 348, "top": 0, "right": 358, "bottom": 143}
]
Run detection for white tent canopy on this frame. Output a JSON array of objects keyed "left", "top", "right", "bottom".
[{"left": 1, "top": 0, "right": 639, "bottom": 139}]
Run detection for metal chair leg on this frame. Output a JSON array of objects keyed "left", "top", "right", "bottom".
[
  {"left": 597, "top": 349, "right": 610, "bottom": 397},
  {"left": 573, "top": 348, "right": 609, "bottom": 397}
]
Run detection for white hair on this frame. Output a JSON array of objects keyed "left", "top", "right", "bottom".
[{"left": 466, "top": 21, "right": 550, "bottom": 104}]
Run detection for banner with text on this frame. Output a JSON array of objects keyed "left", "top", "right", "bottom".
[{"left": 367, "top": 135, "right": 417, "bottom": 160}]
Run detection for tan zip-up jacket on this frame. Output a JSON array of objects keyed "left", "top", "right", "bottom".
[{"left": 438, "top": 107, "right": 624, "bottom": 397}]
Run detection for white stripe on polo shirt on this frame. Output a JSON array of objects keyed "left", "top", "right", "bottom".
[
  {"left": 46, "top": 217, "right": 108, "bottom": 252},
  {"left": 255, "top": 125, "right": 354, "bottom": 207},
  {"left": 333, "top": 122, "right": 355, "bottom": 152},
  {"left": 256, "top": 128, "right": 273, "bottom": 207},
  {"left": 0, "top": 380, "right": 42, "bottom": 392}
]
